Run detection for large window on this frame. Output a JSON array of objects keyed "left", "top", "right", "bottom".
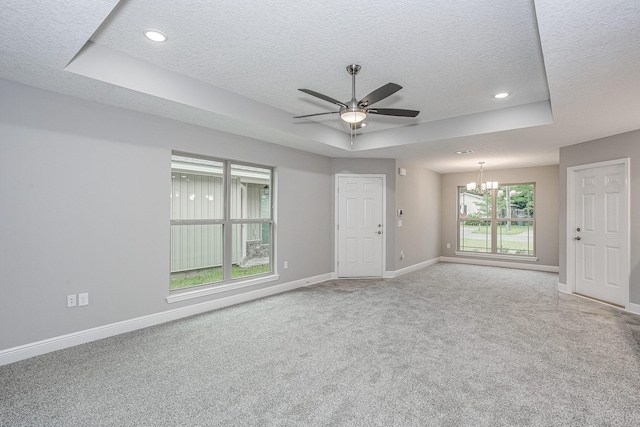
[
  {"left": 458, "top": 183, "right": 534, "bottom": 257},
  {"left": 170, "top": 154, "right": 273, "bottom": 291}
]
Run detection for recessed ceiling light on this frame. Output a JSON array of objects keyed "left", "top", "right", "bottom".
[
  {"left": 494, "top": 92, "right": 509, "bottom": 99},
  {"left": 144, "top": 30, "right": 167, "bottom": 42},
  {"left": 455, "top": 150, "right": 474, "bottom": 155}
]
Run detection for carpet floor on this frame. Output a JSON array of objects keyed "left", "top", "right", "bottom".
[{"left": 1, "top": 263, "right": 640, "bottom": 426}]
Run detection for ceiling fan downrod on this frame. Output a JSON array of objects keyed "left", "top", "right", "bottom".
[{"left": 341, "top": 64, "right": 366, "bottom": 124}]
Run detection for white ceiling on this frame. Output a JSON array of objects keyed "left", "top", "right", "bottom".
[{"left": 1, "top": 0, "right": 640, "bottom": 173}]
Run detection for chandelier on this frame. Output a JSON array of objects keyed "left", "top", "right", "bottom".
[{"left": 466, "top": 162, "right": 498, "bottom": 194}]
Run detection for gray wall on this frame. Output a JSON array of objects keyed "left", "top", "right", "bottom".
[
  {"left": 0, "top": 80, "right": 333, "bottom": 350},
  {"left": 559, "top": 130, "right": 640, "bottom": 304},
  {"left": 395, "top": 160, "right": 442, "bottom": 269},
  {"left": 441, "top": 165, "right": 559, "bottom": 268}
]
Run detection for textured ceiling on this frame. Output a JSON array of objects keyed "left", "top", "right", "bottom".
[
  {"left": 1, "top": 0, "right": 640, "bottom": 172},
  {"left": 90, "top": 0, "right": 549, "bottom": 126}
]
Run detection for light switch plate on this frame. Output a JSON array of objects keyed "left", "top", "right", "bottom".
[{"left": 78, "top": 292, "right": 89, "bottom": 306}]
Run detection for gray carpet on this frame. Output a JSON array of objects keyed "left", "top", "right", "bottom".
[{"left": 2, "top": 263, "right": 640, "bottom": 426}]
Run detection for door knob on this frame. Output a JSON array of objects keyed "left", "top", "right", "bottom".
[
  {"left": 574, "top": 236, "right": 581, "bottom": 241},
  {"left": 376, "top": 231, "right": 383, "bottom": 234}
]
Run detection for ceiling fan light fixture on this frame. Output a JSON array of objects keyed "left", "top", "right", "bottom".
[{"left": 340, "top": 108, "right": 366, "bottom": 124}]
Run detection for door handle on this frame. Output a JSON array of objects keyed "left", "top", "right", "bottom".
[
  {"left": 376, "top": 231, "right": 383, "bottom": 235},
  {"left": 574, "top": 236, "right": 581, "bottom": 241}
]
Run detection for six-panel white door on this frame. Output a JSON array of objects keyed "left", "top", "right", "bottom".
[
  {"left": 338, "top": 176, "right": 384, "bottom": 277},
  {"left": 574, "top": 163, "right": 628, "bottom": 307}
]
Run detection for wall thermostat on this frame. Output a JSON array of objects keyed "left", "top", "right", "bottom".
[
  {"left": 398, "top": 167, "right": 407, "bottom": 176},
  {"left": 397, "top": 209, "right": 403, "bottom": 217}
]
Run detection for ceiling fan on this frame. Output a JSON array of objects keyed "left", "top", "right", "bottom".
[{"left": 294, "top": 64, "right": 420, "bottom": 135}]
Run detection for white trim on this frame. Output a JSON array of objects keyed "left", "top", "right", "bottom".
[
  {"left": 558, "top": 282, "right": 568, "bottom": 293},
  {"left": 385, "top": 257, "right": 441, "bottom": 278},
  {"left": 566, "top": 158, "right": 630, "bottom": 307},
  {"left": 0, "top": 273, "right": 332, "bottom": 366},
  {"left": 167, "top": 274, "right": 279, "bottom": 303},
  {"left": 441, "top": 256, "right": 559, "bottom": 273},
  {"left": 628, "top": 303, "right": 640, "bottom": 316},
  {"left": 334, "top": 174, "right": 386, "bottom": 278},
  {"left": 454, "top": 251, "right": 538, "bottom": 262}
]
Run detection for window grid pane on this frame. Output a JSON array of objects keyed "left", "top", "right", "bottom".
[
  {"left": 459, "top": 220, "right": 492, "bottom": 253},
  {"left": 170, "top": 224, "right": 224, "bottom": 290},
  {"left": 496, "top": 220, "right": 535, "bottom": 256},
  {"left": 171, "top": 156, "right": 224, "bottom": 220},
  {"left": 231, "top": 223, "right": 272, "bottom": 279},
  {"left": 230, "top": 163, "right": 272, "bottom": 220}
]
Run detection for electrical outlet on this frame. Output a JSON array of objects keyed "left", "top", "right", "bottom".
[
  {"left": 79, "top": 293, "right": 89, "bottom": 306},
  {"left": 284, "top": 261, "right": 288, "bottom": 269},
  {"left": 67, "top": 294, "right": 77, "bottom": 308},
  {"left": 447, "top": 243, "right": 451, "bottom": 249},
  {"left": 400, "top": 251, "right": 405, "bottom": 260}
]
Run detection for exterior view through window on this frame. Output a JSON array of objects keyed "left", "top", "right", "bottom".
[
  {"left": 170, "top": 154, "right": 273, "bottom": 291},
  {"left": 458, "top": 183, "right": 534, "bottom": 256}
]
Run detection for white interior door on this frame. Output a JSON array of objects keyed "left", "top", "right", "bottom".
[
  {"left": 337, "top": 176, "right": 384, "bottom": 277},
  {"left": 574, "top": 163, "right": 628, "bottom": 307}
]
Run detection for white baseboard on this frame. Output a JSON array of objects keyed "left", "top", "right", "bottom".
[
  {"left": 627, "top": 303, "right": 640, "bottom": 315},
  {"left": 440, "top": 256, "right": 559, "bottom": 273},
  {"left": 0, "top": 272, "right": 333, "bottom": 366},
  {"left": 385, "top": 257, "right": 441, "bottom": 278},
  {"left": 558, "top": 282, "right": 568, "bottom": 293}
]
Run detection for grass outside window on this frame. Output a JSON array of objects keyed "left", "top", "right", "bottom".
[{"left": 170, "top": 264, "right": 271, "bottom": 291}]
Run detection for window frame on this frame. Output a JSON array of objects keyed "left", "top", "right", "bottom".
[
  {"left": 167, "top": 152, "right": 277, "bottom": 303},
  {"left": 456, "top": 182, "right": 538, "bottom": 261}
]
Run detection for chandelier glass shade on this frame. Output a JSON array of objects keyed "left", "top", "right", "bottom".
[{"left": 467, "top": 162, "right": 498, "bottom": 193}]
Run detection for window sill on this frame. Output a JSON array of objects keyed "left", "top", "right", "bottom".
[
  {"left": 166, "top": 274, "right": 280, "bottom": 304},
  {"left": 454, "top": 251, "right": 538, "bottom": 262}
]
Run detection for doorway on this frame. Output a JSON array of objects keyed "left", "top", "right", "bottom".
[
  {"left": 335, "top": 174, "right": 386, "bottom": 277},
  {"left": 567, "top": 159, "right": 630, "bottom": 308}
]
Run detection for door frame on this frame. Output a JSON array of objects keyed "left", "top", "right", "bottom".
[
  {"left": 334, "top": 173, "right": 387, "bottom": 277},
  {"left": 566, "top": 158, "right": 630, "bottom": 307}
]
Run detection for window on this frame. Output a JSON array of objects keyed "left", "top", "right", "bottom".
[
  {"left": 458, "top": 183, "right": 534, "bottom": 257},
  {"left": 170, "top": 154, "right": 273, "bottom": 292}
]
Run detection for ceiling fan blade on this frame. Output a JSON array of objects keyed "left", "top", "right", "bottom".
[
  {"left": 368, "top": 108, "right": 420, "bottom": 118},
  {"left": 293, "top": 111, "right": 339, "bottom": 119},
  {"left": 358, "top": 83, "right": 402, "bottom": 107},
  {"left": 298, "top": 89, "right": 348, "bottom": 108}
]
